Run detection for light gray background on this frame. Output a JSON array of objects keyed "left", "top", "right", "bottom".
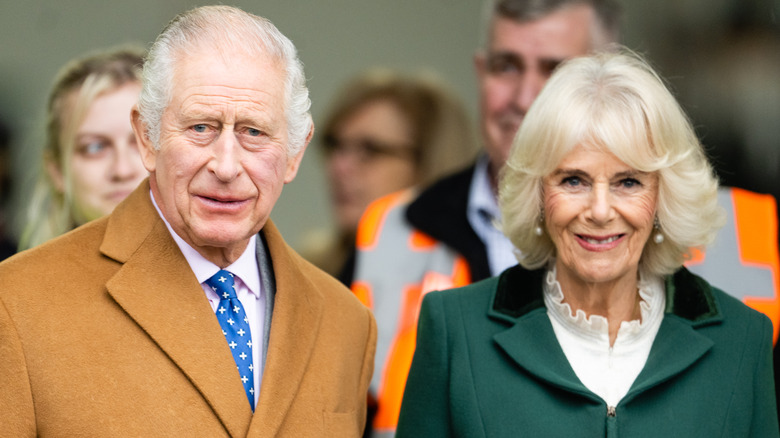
[{"left": 1, "top": 1, "right": 778, "bottom": 251}]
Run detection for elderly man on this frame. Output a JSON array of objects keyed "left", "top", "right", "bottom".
[
  {"left": 351, "top": 1, "right": 620, "bottom": 435},
  {"left": 0, "top": 6, "right": 375, "bottom": 437}
]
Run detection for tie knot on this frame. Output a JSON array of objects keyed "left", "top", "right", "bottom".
[{"left": 206, "top": 270, "right": 237, "bottom": 300}]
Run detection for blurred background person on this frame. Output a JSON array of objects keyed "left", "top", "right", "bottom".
[
  {"left": 397, "top": 50, "right": 777, "bottom": 437},
  {"left": 18, "top": 47, "right": 147, "bottom": 250},
  {"left": 302, "top": 68, "right": 477, "bottom": 285}
]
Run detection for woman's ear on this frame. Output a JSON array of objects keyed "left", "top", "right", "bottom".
[{"left": 45, "top": 157, "right": 65, "bottom": 194}]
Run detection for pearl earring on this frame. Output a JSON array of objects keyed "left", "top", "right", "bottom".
[
  {"left": 653, "top": 217, "right": 664, "bottom": 244},
  {"left": 534, "top": 211, "right": 544, "bottom": 236}
]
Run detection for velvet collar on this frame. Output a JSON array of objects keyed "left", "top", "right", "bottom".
[{"left": 489, "top": 265, "right": 722, "bottom": 326}]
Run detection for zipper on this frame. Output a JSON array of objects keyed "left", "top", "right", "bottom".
[{"left": 607, "top": 406, "right": 616, "bottom": 417}]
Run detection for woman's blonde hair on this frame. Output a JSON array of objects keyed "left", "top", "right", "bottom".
[
  {"left": 499, "top": 48, "right": 724, "bottom": 276},
  {"left": 19, "top": 46, "right": 145, "bottom": 251}
]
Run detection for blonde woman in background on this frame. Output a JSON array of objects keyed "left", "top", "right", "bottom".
[
  {"left": 305, "top": 69, "right": 477, "bottom": 284},
  {"left": 19, "top": 47, "right": 148, "bottom": 250}
]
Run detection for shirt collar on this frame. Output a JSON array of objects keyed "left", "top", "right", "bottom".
[
  {"left": 542, "top": 260, "right": 666, "bottom": 343},
  {"left": 149, "top": 190, "right": 262, "bottom": 299}
]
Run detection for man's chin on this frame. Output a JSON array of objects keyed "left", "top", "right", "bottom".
[{"left": 187, "top": 221, "right": 260, "bottom": 248}]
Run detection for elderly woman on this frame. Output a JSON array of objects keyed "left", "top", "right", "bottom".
[
  {"left": 395, "top": 50, "right": 778, "bottom": 437},
  {"left": 19, "top": 47, "right": 148, "bottom": 250}
]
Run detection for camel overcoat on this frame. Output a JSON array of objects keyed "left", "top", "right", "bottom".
[{"left": 0, "top": 181, "right": 376, "bottom": 437}]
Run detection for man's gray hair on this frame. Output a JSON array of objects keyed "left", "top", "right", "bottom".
[
  {"left": 480, "top": 0, "right": 622, "bottom": 49},
  {"left": 137, "top": 5, "right": 312, "bottom": 156}
]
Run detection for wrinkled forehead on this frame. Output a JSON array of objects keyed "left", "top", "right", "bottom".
[{"left": 169, "top": 42, "right": 285, "bottom": 93}]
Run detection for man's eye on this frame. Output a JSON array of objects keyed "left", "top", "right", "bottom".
[
  {"left": 540, "top": 60, "right": 562, "bottom": 77},
  {"left": 487, "top": 54, "right": 523, "bottom": 74},
  {"left": 491, "top": 60, "right": 517, "bottom": 74},
  {"left": 247, "top": 128, "right": 262, "bottom": 137},
  {"left": 192, "top": 124, "right": 208, "bottom": 133}
]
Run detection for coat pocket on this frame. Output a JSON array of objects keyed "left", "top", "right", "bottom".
[{"left": 323, "top": 409, "right": 360, "bottom": 437}]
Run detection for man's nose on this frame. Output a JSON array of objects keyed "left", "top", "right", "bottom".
[
  {"left": 513, "top": 69, "right": 546, "bottom": 113},
  {"left": 210, "top": 130, "right": 242, "bottom": 181}
]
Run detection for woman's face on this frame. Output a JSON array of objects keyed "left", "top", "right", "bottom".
[
  {"left": 326, "top": 98, "right": 418, "bottom": 232},
  {"left": 542, "top": 145, "right": 658, "bottom": 290},
  {"left": 56, "top": 82, "right": 147, "bottom": 224}
]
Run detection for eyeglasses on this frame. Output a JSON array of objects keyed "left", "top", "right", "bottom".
[{"left": 322, "top": 135, "right": 417, "bottom": 164}]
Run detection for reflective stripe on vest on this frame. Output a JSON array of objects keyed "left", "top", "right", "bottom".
[
  {"left": 352, "top": 190, "right": 471, "bottom": 434},
  {"left": 685, "top": 187, "right": 780, "bottom": 343}
]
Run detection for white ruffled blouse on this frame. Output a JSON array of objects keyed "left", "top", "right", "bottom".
[{"left": 543, "top": 264, "right": 666, "bottom": 407}]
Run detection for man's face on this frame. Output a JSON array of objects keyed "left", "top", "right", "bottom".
[
  {"left": 475, "top": 5, "right": 596, "bottom": 177},
  {"left": 133, "top": 46, "right": 307, "bottom": 265}
]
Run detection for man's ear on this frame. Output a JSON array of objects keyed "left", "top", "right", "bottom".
[
  {"left": 284, "top": 122, "right": 314, "bottom": 184},
  {"left": 131, "top": 106, "right": 158, "bottom": 172}
]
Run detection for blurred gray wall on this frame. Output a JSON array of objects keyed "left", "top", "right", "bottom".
[{"left": 1, "top": 0, "right": 778, "bottom": 251}]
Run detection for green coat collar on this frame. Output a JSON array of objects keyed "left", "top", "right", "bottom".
[
  {"left": 487, "top": 266, "right": 723, "bottom": 404},
  {"left": 487, "top": 265, "right": 723, "bottom": 325}
]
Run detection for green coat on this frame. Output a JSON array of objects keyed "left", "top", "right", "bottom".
[{"left": 396, "top": 266, "right": 778, "bottom": 437}]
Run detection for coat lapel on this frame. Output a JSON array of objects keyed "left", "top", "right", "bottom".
[
  {"left": 625, "top": 269, "right": 718, "bottom": 400},
  {"left": 102, "top": 182, "right": 252, "bottom": 438},
  {"left": 488, "top": 267, "right": 595, "bottom": 397},
  {"left": 626, "top": 316, "right": 713, "bottom": 400},
  {"left": 493, "top": 310, "right": 596, "bottom": 398},
  {"left": 249, "top": 220, "right": 324, "bottom": 436},
  {"left": 489, "top": 265, "right": 720, "bottom": 406}
]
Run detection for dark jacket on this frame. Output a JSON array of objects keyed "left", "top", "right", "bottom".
[
  {"left": 406, "top": 164, "right": 491, "bottom": 282},
  {"left": 397, "top": 266, "right": 778, "bottom": 437}
]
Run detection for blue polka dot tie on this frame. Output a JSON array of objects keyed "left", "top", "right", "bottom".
[{"left": 205, "top": 270, "right": 255, "bottom": 411}]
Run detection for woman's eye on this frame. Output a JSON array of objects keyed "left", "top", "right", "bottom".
[
  {"left": 620, "top": 178, "right": 641, "bottom": 189},
  {"left": 80, "top": 142, "right": 106, "bottom": 156},
  {"left": 562, "top": 176, "right": 581, "bottom": 187}
]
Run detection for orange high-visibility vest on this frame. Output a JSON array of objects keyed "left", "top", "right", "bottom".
[
  {"left": 685, "top": 187, "right": 780, "bottom": 343},
  {"left": 352, "top": 189, "right": 471, "bottom": 437}
]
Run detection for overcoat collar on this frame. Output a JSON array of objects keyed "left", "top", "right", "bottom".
[
  {"left": 100, "top": 180, "right": 325, "bottom": 438},
  {"left": 488, "top": 265, "right": 722, "bottom": 403}
]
